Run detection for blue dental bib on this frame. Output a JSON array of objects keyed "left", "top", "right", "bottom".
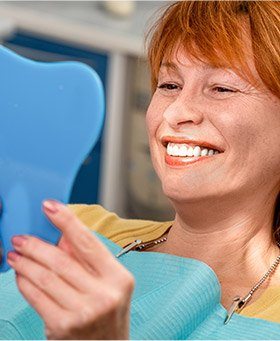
[{"left": 0, "top": 233, "right": 280, "bottom": 340}]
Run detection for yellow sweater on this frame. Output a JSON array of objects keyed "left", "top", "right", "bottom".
[{"left": 69, "top": 204, "right": 280, "bottom": 324}]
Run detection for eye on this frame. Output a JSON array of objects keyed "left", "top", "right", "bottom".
[
  {"left": 207, "top": 85, "right": 239, "bottom": 99},
  {"left": 212, "top": 86, "right": 235, "bottom": 93},
  {"left": 157, "top": 83, "right": 181, "bottom": 91}
]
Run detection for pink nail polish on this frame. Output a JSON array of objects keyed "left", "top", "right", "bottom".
[
  {"left": 7, "top": 251, "right": 21, "bottom": 262},
  {"left": 43, "top": 200, "right": 63, "bottom": 214},
  {"left": 12, "top": 235, "right": 27, "bottom": 248}
]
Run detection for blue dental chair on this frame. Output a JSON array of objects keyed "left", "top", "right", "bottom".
[{"left": 0, "top": 45, "right": 105, "bottom": 272}]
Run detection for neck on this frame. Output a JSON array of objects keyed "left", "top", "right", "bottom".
[{"left": 164, "top": 192, "right": 280, "bottom": 289}]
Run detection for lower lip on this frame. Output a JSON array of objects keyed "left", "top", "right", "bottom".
[{"left": 165, "top": 153, "right": 216, "bottom": 167}]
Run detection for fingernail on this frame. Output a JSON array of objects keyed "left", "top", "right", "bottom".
[
  {"left": 7, "top": 251, "right": 21, "bottom": 262},
  {"left": 12, "top": 235, "right": 27, "bottom": 248},
  {"left": 43, "top": 200, "right": 63, "bottom": 214}
]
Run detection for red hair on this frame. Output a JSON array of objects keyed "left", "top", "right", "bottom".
[{"left": 146, "top": 1, "right": 280, "bottom": 96}]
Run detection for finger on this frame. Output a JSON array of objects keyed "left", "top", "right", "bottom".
[
  {"left": 58, "top": 235, "right": 73, "bottom": 254},
  {"left": 15, "top": 272, "right": 128, "bottom": 340},
  {"left": 42, "top": 200, "right": 122, "bottom": 275},
  {"left": 58, "top": 236, "right": 84, "bottom": 267},
  {"left": 8, "top": 251, "right": 84, "bottom": 310},
  {"left": 11, "top": 235, "right": 98, "bottom": 292},
  {"left": 9, "top": 251, "right": 125, "bottom": 326},
  {"left": 15, "top": 273, "right": 69, "bottom": 330}
]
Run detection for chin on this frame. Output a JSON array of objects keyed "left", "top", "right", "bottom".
[
  {"left": 162, "top": 182, "right": 210, "bottom": 203},
  {"left": 160, "top": 171, "right": 234, "bottom": 204}
]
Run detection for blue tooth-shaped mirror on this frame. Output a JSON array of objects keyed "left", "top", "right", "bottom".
[{"left": 0, "top": 46, "right": 105, "bottom": 272}]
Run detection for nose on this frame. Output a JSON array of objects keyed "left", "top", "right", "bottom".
[{"left": 163, "top": 99, "right": 204, "bottom": 129}]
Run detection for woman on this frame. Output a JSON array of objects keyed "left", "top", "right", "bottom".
[{"left": 2, "top": 1, "right": 280, "bottom": 339}]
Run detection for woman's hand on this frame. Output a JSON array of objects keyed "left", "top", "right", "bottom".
[{"left": 7, "top": 200, "right": 135, "bottom": 340}]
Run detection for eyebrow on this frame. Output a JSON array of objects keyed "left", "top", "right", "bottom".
[
  {"left": 159, "top": 62, "right": 180, "bottom": 73},
  {"left": 160, "top": 61, "right": 219, "bottom": 72}
]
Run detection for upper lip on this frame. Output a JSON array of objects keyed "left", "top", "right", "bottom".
[{"left": 161, "top": 136, "right": 225, "bottom": 153}]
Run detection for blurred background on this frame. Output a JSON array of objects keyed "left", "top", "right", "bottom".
[{"left": 0, "top": 1, "right": 174, "bottom": 221}]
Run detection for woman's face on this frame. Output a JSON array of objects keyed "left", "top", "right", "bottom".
[{"left": 146, "top": 49, "right": 280, "bottom": 204}]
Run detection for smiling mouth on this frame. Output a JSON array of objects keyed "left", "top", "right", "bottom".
[{"left": 163, "top": 141, "right": 224, "bottom": 167}]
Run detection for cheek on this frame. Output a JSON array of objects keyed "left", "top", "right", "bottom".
[
  {"left": 145, "top": 98, "right": 169, "bottom": 177},
  {"left": 219, "top": 97, "right": 280, "bottom": 185},
  {"left": 145, "top": 100, "right": 163, "bottom": 138},
  {"left": 145, "top": 107, "right": 155, "bottom": 138},
  {"left": 217, "top": 97, "right": 278, "bottom": 152},
  {"left": 145, "top": 104, "right": 161, "bottom": 166}
]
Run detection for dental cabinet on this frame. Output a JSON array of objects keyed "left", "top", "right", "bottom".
[{"left": 0, "top": 1, "right": 173, "bottom": 220}]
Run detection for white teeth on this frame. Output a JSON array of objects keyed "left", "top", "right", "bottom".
[
  {"left": 167, "top": 143, "right": 186, "bottom": 157},
  {"left": 179, "top": 145, "right": 188, "bottom": 156},
  {"left": 201, "top": 148, "right": 209, "bottom": 156},
  {"left": 193, "top": 146, "right": 201, "bottom": 157},
  {"left": 173, "top": 144, "right": 179, "bottom": 155},
  {"left": 166, "top": 143, "right": 220, "bottom": 157},
  {"left": 167, "top": 143, "right": 172, "bottom": 155},
  {"left": 186, "top": 146, "right": 194, "bottom": 157}
]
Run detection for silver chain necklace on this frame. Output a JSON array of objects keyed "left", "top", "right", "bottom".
[
  {"left": 116, "top": 233, "right": 280, "bottom": 324},
  {"left": 224, "top": 242, "right": 280, "bottom": 324}
]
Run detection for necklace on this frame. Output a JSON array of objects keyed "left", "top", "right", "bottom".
[
  {"left": 115, "top": 227, "right": 171, "bottom": 258},
  {"left": 116, "top": 232, "right": 280, "bottom": 325},
  {"left": 224, "top": 242, "right": 280, "bottom": 324}
]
